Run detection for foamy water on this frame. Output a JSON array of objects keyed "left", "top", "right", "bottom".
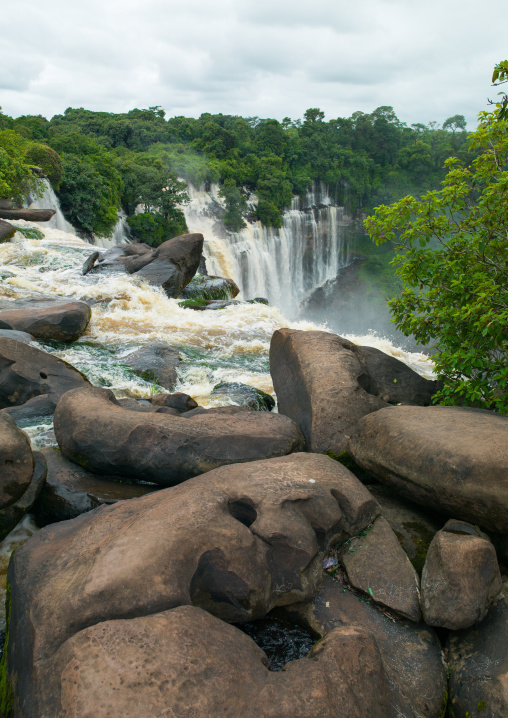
[{"left": 0, "top": 221, "right": 434, "bottom": 626}]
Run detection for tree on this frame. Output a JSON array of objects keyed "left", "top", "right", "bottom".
[
  {"left": 0, "top": 130, "right": 42, "bottom": 204},
  {"left": 492, "top": 60, "right": 508, "bottom": 119},
  {"left": 365, "top": 109, "right": 508, "bottom": 413},
  {"left": 442, "top": 115, "right": 467, "bottom": 134}
]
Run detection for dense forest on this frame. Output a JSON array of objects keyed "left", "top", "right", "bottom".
[{"left": 0, "top": 104, "right": 471, "bottom": 243}]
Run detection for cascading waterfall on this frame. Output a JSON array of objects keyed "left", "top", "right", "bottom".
[
  {"left": 27, "top": 179, "right": 76, "bottom": 234},
  {"left": 184, "top": 182, "right": 351, "bottom": 317}
]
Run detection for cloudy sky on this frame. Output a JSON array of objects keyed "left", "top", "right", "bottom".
[{"left": 1, "top": 0, "right": 506, "bottom": 128}]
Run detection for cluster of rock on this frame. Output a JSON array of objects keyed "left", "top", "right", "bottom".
[
  {"left": 0, "top": 207, "right": 56, "bottom": 243},
  {"left": 1, "top": 226, "right": 507, "bottom": 717}
]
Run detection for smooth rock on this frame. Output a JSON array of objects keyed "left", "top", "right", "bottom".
[
  {"left": 54, "top": 386, "right": 305, "bottom": 484},
  {"left": 349, "top": 405, "right": 508, "bottom": 533},
  {"left": 0, "top": 413, "right": 34, "bottom": 509},
  {"left": 340, "top": 515, "right": 421, "bottom": 621},
  {"left": 149, "top": 391, "right": 197, "bottom": 412},
  {"left": 180, "top": 273, "right": 240, "bottom": 300},
  {"left": 270, "top": 329, "right": 387, "bottom": 454},
  {"left": 0, "top": 328, "right": 35, "bottom": 344},
  {"left": 421, "top": 520, "right": 502, "bottom": 630},
  {"left": 33, "top": 447, "right": 159, "bottom": 525},
  {"left": 7, "top": 453, "right": 381, "bottom": 715},
  {"left": 0, "top": 337, "right": 90, "bottom": 411},
  {"left": 0, "top": 297, "right": 91, "bottom": 342},
  {"left": 283, "top": 574, "right": 446, "bottom": 718},
  {"left": 0, "top": 219, "right": 16, "bottom": 242},
  {"left": 448, "top": 579, "right": 508, "bottom": 718},
  {"left": 121, "top": 343, "right": 180, "bottom": 391},
  {"left": 0, "top": 450, "right": 47, "bottom": 541},
  {"left": 0, "top": 208, "right": 56, "bottom": 221},
  {"left": 81, "top": 251, "right": 99, "bottom": 275},
  {"left": 133, "top": 233, "right": 204, "bottom": 297}
]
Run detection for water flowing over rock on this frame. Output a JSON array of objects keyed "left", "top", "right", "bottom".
[
  {"left": 27, "top": 178, "right": 75, "bottom": 234},
  {"left": 184, "top": 182, "right": 350, "bottom": 315}
]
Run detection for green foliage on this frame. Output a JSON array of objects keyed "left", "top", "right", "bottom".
[
  {"left": 492, "top": 60, "right": 508, "bottom": 120},
  {"left": 14, "top": 226, "right": 44, "bottom": 240},
  {"left": 366, "top": 110, "right": 508, "bottom": 413},
  {"left": 219, "top": 179, "right": 247, "bottom": 232},
  {"left": 25, "top": 143, "right": 63, "bottom": 188},
  {"left": 255, "top": 199, "right": 282, "bottom": 227},
  {"left": 0, "top": 130, "right": 42, "bottom": 203},
  {"left": 126, "top": 212, "right": 187, "bottom": 247}
]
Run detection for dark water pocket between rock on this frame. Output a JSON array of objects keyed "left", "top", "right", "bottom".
[{"left": 238, "top": 615, "right": 316, "bottom": 671}]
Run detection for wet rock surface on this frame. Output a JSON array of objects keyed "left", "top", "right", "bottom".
[
  {"left": 0, "top": 450, "right": 47, "bottom": 541},
  {"left": 180, "top": 273, "right": 240, "bottom": 300},
  {"left": 33, "top": 447, "right": 160, "bottom": 525},
  {"left": 8, "top": 453, "right": 385, "bottom": 716},
  {"left": 54, "top": 386, "right": 304, "bottom": 484},
  {"left": 0, "top": 413, "right": 34, "bottom": 508},
  {"left": 0, "top": 297, "right": 91, "bottom": 342},
  {"left": 421, "top": 520, "right": 502, "bottom": 630},
  {"left": 121, "top": 342, "right": 180, "bottom": 391},
  {"left": 211, "top": 381, "right": 275, "bottom": 411},
  {"left": 349, "top": 405, "right": 508, "bottom": 533}
]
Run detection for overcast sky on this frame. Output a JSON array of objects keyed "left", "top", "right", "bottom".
[{"left": 1, "top": 0, "right": 506, "bottom": 128}]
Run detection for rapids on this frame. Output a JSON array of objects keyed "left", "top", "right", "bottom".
[{"left": 0, "top": 217, "right": 434, "bottom": 629}]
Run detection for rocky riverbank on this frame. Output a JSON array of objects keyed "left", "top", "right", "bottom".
[{"left": 1, "top": 224, "right": 505, "bottom": 717}]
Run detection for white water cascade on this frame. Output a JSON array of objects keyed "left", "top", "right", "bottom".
[
  {"left": 184, "top": 182, "right": 351, "bottom": 317},
  {"left": 27, "top": 179, "right": 76, "bottom": 235}
]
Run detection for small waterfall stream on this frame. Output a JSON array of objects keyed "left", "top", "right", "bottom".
[
  {"left": 27, "top": 179, "right": 76, "bottom": 235},
  {"left": 184, "top": 182, "right": 351, "bottom": 317}
]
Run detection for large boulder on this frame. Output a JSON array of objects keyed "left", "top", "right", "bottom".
[
  {"left": 270, "top": 329, "right": 386, "bottom": 454},
  {"left": 447, "top": 579, "right": 508, "bottom": 718},
  {"left": 0, "top": 413, "right": 34, "bottom": 508},
  {"left": 421, "top": 520, "right": 502, "bottom": 630},
  {"left": 53, "top": 386, "right": 305, "bottom": 484},
  {"left": 349, "top": 405, "right": 508, "bottom": 533},
  {"left": 0, "top": 219, "right": 16, "bottom": 243},
  {"left": 180, "top": 273, "right": 240, "bottom": 300},
  {"left": 85, "top": 243, "right": 153, "bottom": 275},
  {"left": 0, "top": 297, "right": 91, "bottom": 342},
  {"left": 33, "top": 447, "right": 159, "bottom": 525},
  {"left": 133, "top": 233, "right": 204, "bottom": 297},
  {"left": 0, "top": 337, "right": 90, "bottom": 413},
  {"left": 283, "top": 574, "right": 447, "bottom": 718},
  {"left": 121, "top": 342, "right": 180, "bottom": 391},
  {"left": 270, "top": 332, "right": 439, "bottom": 456},
  {"left": 0, "top": 450, "right": 47, "bottom": 541},
  {"left": 0, "top": 208, "right": 55, "bottom": 221},
  {"left": 7, "top": 453, "right": 383, "bottom": 716}
]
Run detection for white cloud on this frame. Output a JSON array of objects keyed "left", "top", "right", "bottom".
[{"left": 1, "top": 0, "right": 506, "bottom": 128}]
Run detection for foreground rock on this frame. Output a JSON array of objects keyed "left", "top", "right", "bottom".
[
  {"left": 340, "top": 515, "right": 421, "bottom": 621},
  {"left": 0, "top": 219, "right": 16, "bottom": 242},
  {"left": 121, "top": 343, "right": 180, "bottom": 391},
  {"left": 349, "top": 405, "right": 508, "bottom": 533},
  {"left": 0, "top": 337, "right": 90, "bottom": 415},
  {"left": 270, "top": 329, "right": 437, "bottom": 455},
  {"left": 283, "top": 574, "right": 446, "bottom": 718},
  {"left": 448, "top": 579, "right": 508, "bottom": 718},
  {"left": 54, "top": 386, "right": 305, "bottom": 484},
  {"left": 0, "top": 413, "right": 34, "bottom": 508},
  {"left": 7, "top": 453, "right": 385, "bottom": 716},
  {"left": 0, "top": 297, "right": 91, "bottom": 342},
  {"left": 87, "top": 233, "right": 204, "bottom": 298},
  {"left": 421, "top": 520, "right": 502, "bottom": 630},
  {"left": 33, "top": 447, "right": 159, "bottom": 525},
  {"left": 0, "top": 450, "right": 47, "bottom": 541}
]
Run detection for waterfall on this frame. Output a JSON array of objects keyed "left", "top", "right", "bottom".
[
  {"left": 27, "top": 179, "right": 76, "bottom": 234},
  {"left": 183, "top": 182, "right": 350, "bottom": 318},
  {"left": 93, "top": 210, "right": 130, "bottom": 248}
]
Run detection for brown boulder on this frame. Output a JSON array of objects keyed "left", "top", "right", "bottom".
[
  {"left": 0, "top": 208, "right": 56, "bottom": 221},
  {"left": 0, "top": 450, "right": 47, "bottom": 541},
  {"left": 35, "top": 607, "right": 392, "bottom": 718},
  {"left": 421, "top": 520, "right": 502, "bottom": 630},
  {"left": 0, "top": 337, "right": 90, "bottom": 411},
  {"left": 0, "top": 219, "right": 16, "bottom": 242},
  {"left": 121, "top": 343, "right": 180, "bottom": 391},
  {"left": 33, "top": 447, "right": 159, "bottom": 525},
  {"left": 283, "top": 574, "right": 446, "bottom": 718},
  {"left": 54, "top": 386, "right": 304, "bottom": 484},
  {"left": 0, "top": 413, "right": 34, "bottom": 508},
  {"left": 133, "top": 233, "right": 204, "bottom": 297},
  {"left": 270, "top": 329, "right": 386, "bottom": 454},
  {"left": 7, "top": 453, "right": 381, "bottom": 715},
  {"left": 340, "top": 515, "right": 421, "bottom": 621},
  {"left": 349, "top": 405, "right": 508, "bottom": 533},
  {"left": 0, "top": 297, "right": 91, "bottom": 342}
]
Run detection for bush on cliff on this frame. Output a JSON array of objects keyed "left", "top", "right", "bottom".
[{"left": 366, "top": 108, "right": 508, "bottom": 413}]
